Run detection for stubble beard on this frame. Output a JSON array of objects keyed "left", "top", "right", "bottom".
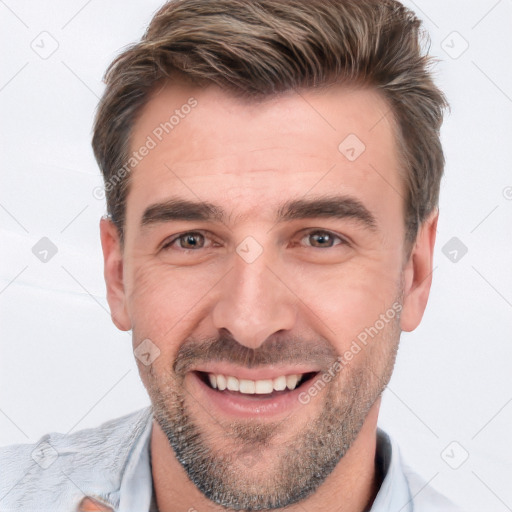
[{"left": 144, "top": 308, "right": 401, "bottom": 510}]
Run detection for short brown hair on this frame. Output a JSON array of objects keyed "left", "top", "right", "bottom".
[{"left": 92, "top": 0, "right": 448, "bottom": 248}]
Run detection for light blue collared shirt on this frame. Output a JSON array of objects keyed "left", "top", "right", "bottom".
[{"left": 0, "top": 407, "right": 462, "bottom": 511}]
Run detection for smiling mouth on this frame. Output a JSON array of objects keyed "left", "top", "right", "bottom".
[{"left": 195, "top": 370, "right": 319, "bottom": 397}]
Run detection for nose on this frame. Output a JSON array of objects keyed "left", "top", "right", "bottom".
[{"left": 211, "top": 247, "right": 297, "bottom": 349}]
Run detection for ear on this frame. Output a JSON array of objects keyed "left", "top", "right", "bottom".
[
  {"left": 400, "top": 210, "right": 438, "bottom": 332},
  {"left": 99, "top": 217, "right": 131, "bottom": 331}
]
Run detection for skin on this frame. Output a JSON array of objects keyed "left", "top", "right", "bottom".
[{"left": 100, "top": 80, "right": 438, "bottom": 511}]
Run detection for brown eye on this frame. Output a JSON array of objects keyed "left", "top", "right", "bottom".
[
  {"left": 162, "top": 232, "right": 206, "bottom": 250},
  {"left": 303, "top": 230, "right": 346, "bottom": 248},
  {"left": 179, "top": 233, "right": 205, "bottom": 249}
]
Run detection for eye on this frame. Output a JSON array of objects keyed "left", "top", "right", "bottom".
[
  {"left": 300, "top": 230, "right": 348, "bottom": 249},
  {"left": 161, "top": 231, "right": 210, "bottom": 250},
  {"left": 160, "top": 229, "right": 349, "bottom": 253}
]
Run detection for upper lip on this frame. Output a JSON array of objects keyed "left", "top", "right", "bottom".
[{"left": 191, "top": 363, "right": 320, "bottom": 381}]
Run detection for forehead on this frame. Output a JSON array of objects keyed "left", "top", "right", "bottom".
[{"left": 126, "top": 79, "right": 403, "bottom": 229}]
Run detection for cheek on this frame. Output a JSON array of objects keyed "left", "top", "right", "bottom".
[
  {"left": 125, "top": 258, "right": 223, "bottom": 345},
  {"left": 289, "top": 255, "right": 402, "bottom": 349}
]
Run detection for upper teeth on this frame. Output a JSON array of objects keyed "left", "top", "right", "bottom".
[{"left": 208, "top": 373, "right": 302, "bottom": 394}]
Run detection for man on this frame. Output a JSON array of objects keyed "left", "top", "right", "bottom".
[{"left": 0, "top": 0, "right": 461, "bottom": 510}]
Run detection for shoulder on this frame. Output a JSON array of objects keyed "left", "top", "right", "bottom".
[{"left": 0, "top": 407, "right": 152, "bottom": 512}]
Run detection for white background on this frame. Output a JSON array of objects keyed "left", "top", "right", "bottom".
[{"left": 1, "top": 1, "right": 511, "bottom": 510}]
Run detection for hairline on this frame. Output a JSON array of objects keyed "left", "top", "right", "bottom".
[{"left": 114, "top": 79, "right": 419, "bottom": 253}]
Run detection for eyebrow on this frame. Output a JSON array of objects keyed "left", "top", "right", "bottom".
[{"left": 140, "top": 195, "right": 377, "bottom": 232}]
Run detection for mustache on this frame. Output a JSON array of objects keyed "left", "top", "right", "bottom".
[{"left": 173, "top": 331, "right": 338, "bottom": 376}]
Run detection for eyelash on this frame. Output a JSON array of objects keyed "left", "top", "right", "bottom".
[{"left": 160, "top": 229, "right": 350, "bottom": 251}]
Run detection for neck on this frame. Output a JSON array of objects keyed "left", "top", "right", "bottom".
[{"left": 151, "top": 399, "right": 382, "bottom": 512}]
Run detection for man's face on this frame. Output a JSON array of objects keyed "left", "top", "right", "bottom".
[{"left": 102, "top": 81, "right": 430, "bottom": 509}]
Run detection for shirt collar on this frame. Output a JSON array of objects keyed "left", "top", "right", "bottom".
[{"left": 370, "top": 428, "right": 413, "bottom": 511}]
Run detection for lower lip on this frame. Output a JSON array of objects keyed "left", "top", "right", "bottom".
[{"left": 187, "top": 371, "right": 315, "bottom": 419}]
